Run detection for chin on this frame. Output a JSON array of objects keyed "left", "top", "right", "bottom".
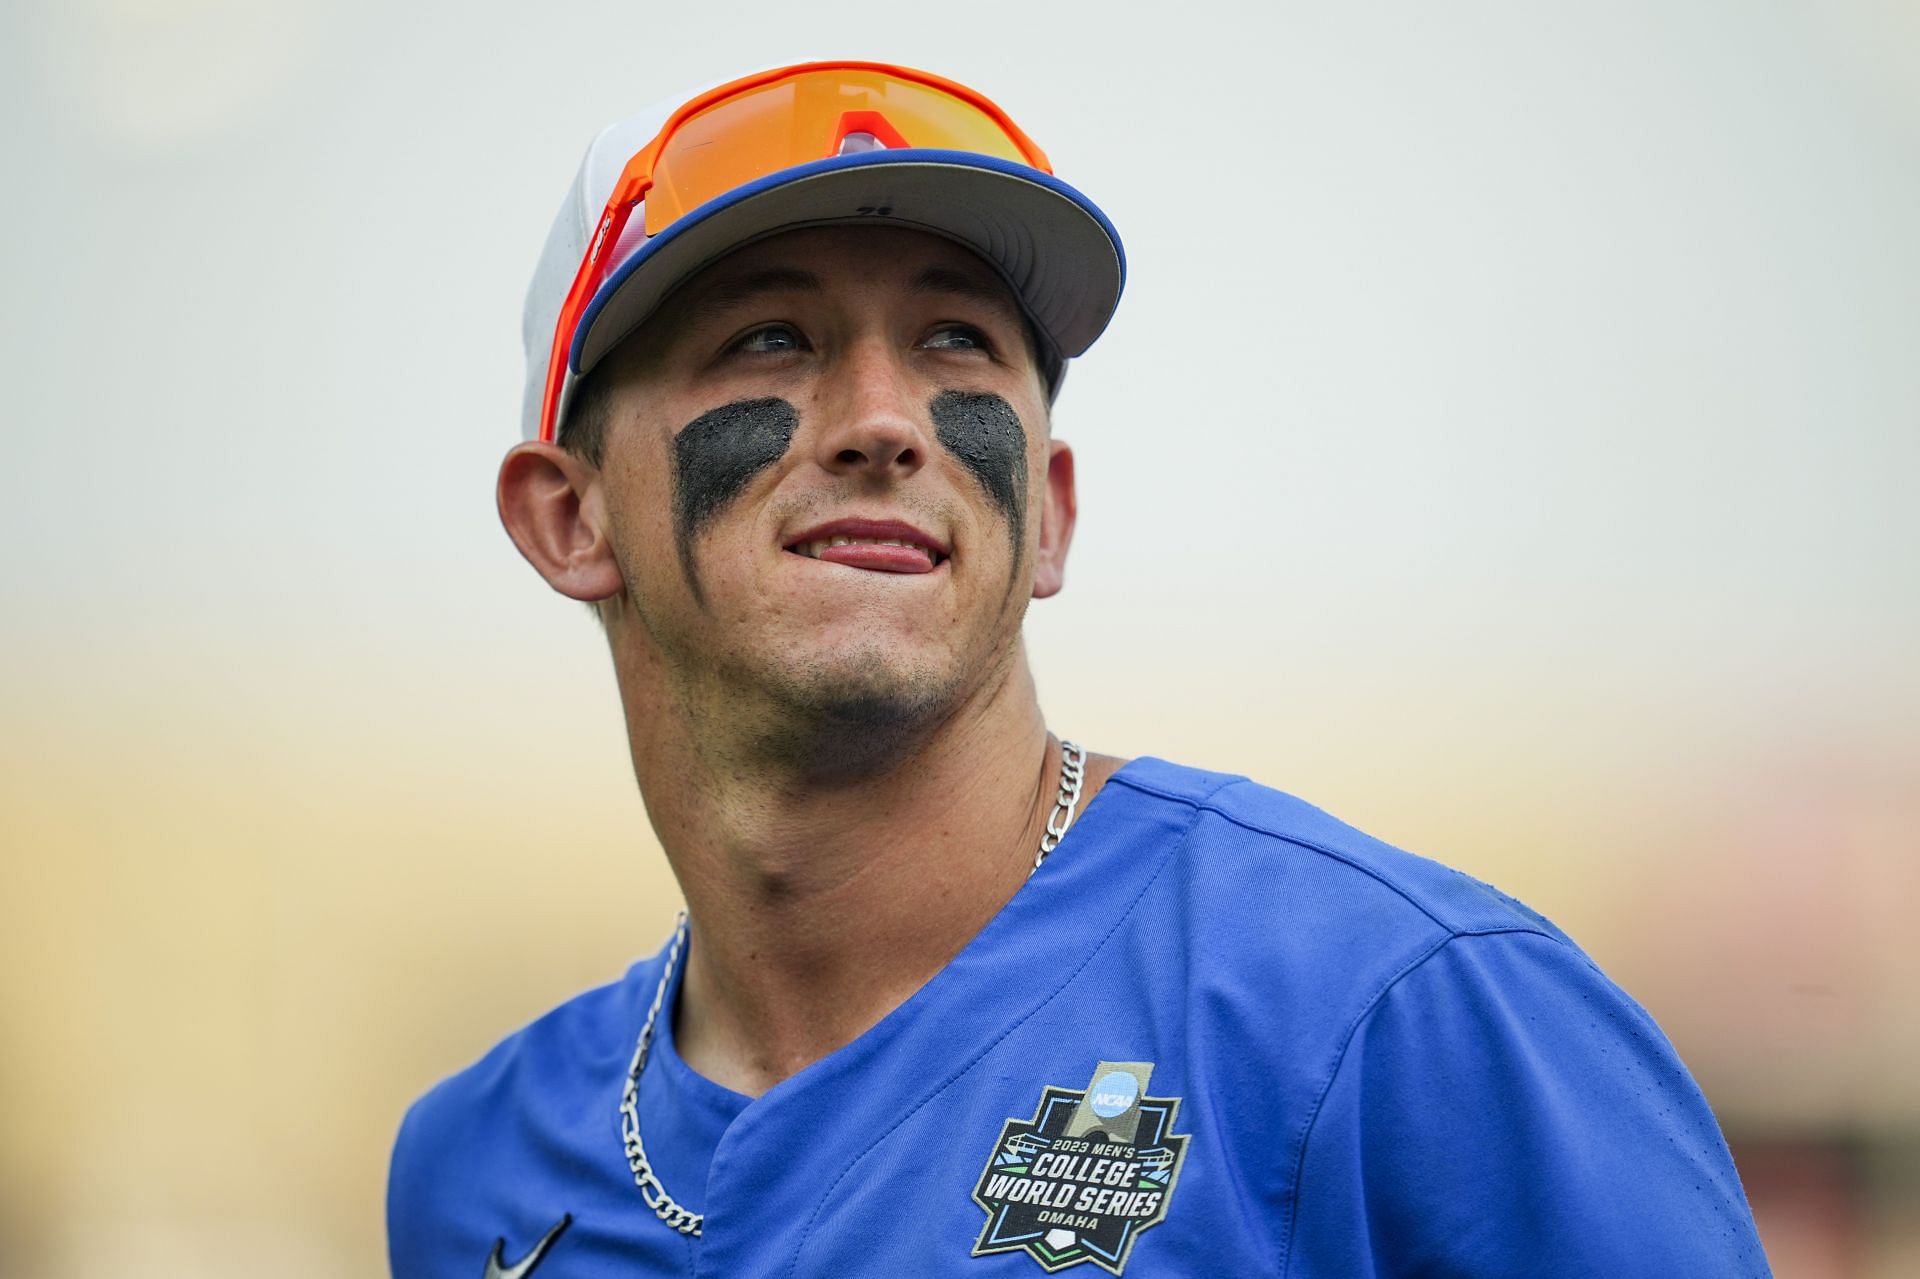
[
  {"left": 753, "top": 646, "right": 971, "bottom": 769},
  {"left": 785, "top": 647, "right": 953, "bottom": 724}
]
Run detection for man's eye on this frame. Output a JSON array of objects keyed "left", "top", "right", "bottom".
[
  {"left": 732, "top": 324, "right": 807, "bottom": 354},
  {"left": 922, "top": 324, "right": 989, "bottom": 352}
]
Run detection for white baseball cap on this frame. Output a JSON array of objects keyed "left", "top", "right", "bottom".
[{"left": 520, "top": 61, "right": 1126, "bottom": 443}]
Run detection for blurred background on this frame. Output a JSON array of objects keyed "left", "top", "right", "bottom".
[{"left": 3, "top": 0, "right": 1916, "bottom": 1274}]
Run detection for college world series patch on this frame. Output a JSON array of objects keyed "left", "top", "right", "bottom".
[{"left": 971, "top": 1061, "right": 1189, "bottom": 1274}]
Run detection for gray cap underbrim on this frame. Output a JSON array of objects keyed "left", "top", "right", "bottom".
[{"left": 575, "top": 157, "right": 1122, "bottom": 379}]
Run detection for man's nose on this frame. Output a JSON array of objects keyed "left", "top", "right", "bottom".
[{"left": 808, "top": 337, "right": 928, "bottom": 480}]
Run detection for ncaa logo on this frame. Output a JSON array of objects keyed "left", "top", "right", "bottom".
[{"left": 1089, "top": 1070, "right": 1140, "bottom": 1119}]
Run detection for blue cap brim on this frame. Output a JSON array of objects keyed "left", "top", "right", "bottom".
[{"left": 569, "top": 148, "right": 1125, "bottom": 378}]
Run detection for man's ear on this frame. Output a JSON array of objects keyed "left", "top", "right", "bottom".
[
  {"left": 497, "top": 441, "right": 624, "bottom": 601},
  {"left": 1031, "top": 439, "right": 1077, "bottom": 600}
]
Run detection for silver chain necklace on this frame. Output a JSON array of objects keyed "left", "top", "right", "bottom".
[{"left": 619, "top": 738, "right": 1087, "bottom": 1237}]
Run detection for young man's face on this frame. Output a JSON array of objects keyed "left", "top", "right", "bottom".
[{"left": 585, "top": 224, "right": 1076, "bottom": 743}]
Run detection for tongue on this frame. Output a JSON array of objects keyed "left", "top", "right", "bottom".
[{"left": 817, "top": 543, "right": 936, "bottom": 574}]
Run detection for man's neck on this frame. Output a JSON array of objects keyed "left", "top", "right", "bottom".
[{"left": 626, "top": 658, "right": 1098, "bottom": 1098}]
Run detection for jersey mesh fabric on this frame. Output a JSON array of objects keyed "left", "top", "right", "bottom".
[{"left": 387, "top": 757, "right": 1771, "bottom": 1278}]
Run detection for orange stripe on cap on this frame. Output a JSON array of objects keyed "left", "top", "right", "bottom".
[{"left": 537, "top": 62, "right": 1056, "bottom": 444}]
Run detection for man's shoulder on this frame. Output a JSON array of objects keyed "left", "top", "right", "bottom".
[
  {"left": 387, "top": 954, "right": 678, "bottom": 1270},
  {"left": 391, "top": 955, "right": 658, "bottom": 1181},
  {"left": 1105, "top": 756, "right": 1574, "bottom": 945},
  {"left": 405, "top": 957, "right": 654, "bottom": 1122}
]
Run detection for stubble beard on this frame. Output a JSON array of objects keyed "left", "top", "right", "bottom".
[{"left": 695, "top": 617, "right": 1025, "bottom": 781}]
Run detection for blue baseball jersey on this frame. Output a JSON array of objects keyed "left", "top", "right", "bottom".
[{"left": 388, "top": 758, "right": 1771, "bottom": 1277}]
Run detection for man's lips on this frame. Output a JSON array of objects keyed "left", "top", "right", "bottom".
[{"left": 784, "top": 518, "right": 949, "bottom": 575}]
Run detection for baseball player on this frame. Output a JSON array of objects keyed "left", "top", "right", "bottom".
[{"left": 388, "top": 61, "right": 1771, "bottom": 1277}]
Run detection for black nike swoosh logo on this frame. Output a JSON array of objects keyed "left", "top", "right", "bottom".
[{"left": 483, "top": 1213, "right": 572, "bottom": 1279}]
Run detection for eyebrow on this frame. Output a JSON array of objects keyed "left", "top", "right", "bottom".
[
  {"left": 673, "top": 261, "right": 1025, "bottom": 332},
  {"left": 908, "top": 265, "right": 1024, "bottom": 325},
  {"left": 685, "top": 267, "right": 823, "bottom": 317}
]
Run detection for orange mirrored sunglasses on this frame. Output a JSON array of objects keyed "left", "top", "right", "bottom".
[{"left": 539, "top": 61, "right": 1054, "bottom": 444}]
